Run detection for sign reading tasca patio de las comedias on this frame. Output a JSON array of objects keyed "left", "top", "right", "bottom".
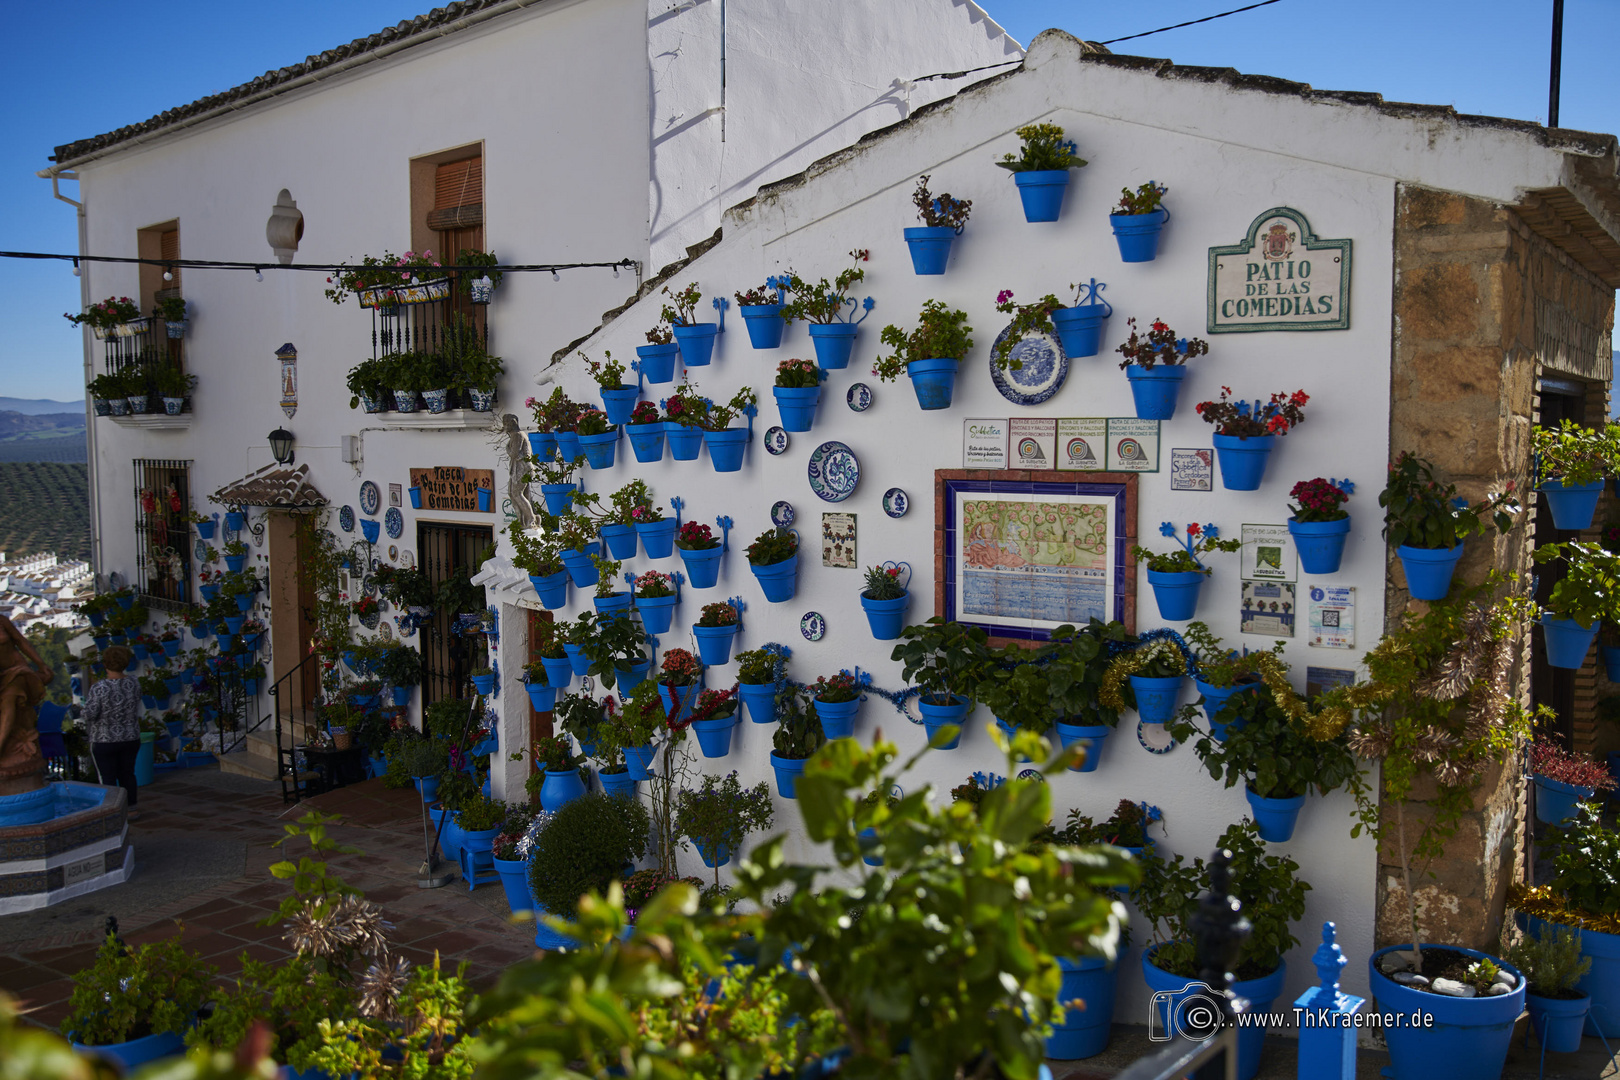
[
  {"left": 409, "top": 466, "right": 495, "bottom": 512},
  {"left": 1207, "top": 207, "right": 1351, "bottom": 333}
]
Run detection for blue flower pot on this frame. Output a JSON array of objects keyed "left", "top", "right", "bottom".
[
  {"left": 194, "top": 520, "right": 216, "bottom": 540},
  {"left": 672, "top": 322, "right": 719, "bottom": 367},
  {"left": 560, "top": 543, "right": 601, "bottom": 589},
  {"left": 478, "top": 485, "right": 494, "bottom": 511},
  {"left": 533, "top": 905, "right": 576, "bottom": 951},
  {"left": 579, "top": 430, "right": 619, "bottom": 470},
  {"left": 1245, "top": 787, "right": 1306, "bottom": 842},
  {"left": 131, "top": 644, "right": 150, "bottom": 663},
  {"left": 526, "top": 682, "right": 558, "bottom": 712},
  {"left": 1124, "top": 364, "right": 1186, "bottom": 420},
  {"left": 1050, "top": 303, "right": 1110, "bottom": 358},
  {"left": 693, "top": 836, "right": 731, "bottom": 868},
  {"left": 739, "top": 682, "right": 777, "bottom": 724},
  {"left": 361, "top": 518, "right": 380, "bottom": 543},
  {"left": 637, "top": 593, "right": 677, "bottom": 635},
  {"left": 1110, "top": 209, "right": 1168, "bottom": 262},
  {"left": 199, "top": 584, "right": 220, "bottom": 603},
  {"left": 530, "top": 570, "right": 569, "bottom": 610},
  {"left": 808, "top": 323, "right": 857, "bottom": 370},
  {"left": 903, "top": 226, "right": 956, "bottom": 275},
  {"left": 540, "top": 767, "right": 586, "bottom": 812},
  {"left": 693, "top": 623, "right": 739, "bottom": 666},
  {"left": 635, "top": 342, "right": 679, "bottom": 384},
  {"left": 1540, "top": 477, "right": 1605, "bottom": 531},
  {"left": 471, "top": 673, "right": 495, "bottom": 695},
  {"left": 224, "top": 553, "right": 247, "bottom": 573},
  {"left": 1213, "top": 434, "right": 1275, "bottom": 491},
  {"left": 772, "top": 386, "right": 821, "bottom": 432},
  {"left": 692, "top": 714, "right": 739, "bottom": 758},
  {"left": 740, "top": 304, "right": 786, "bottom": 349},
  {"left": 593, "top": 592, "right": 632, "bottom": 619},
  {"left": 541, "top": 654, "right": 573, "bottom": 688},
  {"left": 1605, "top": 645, "right": 1620, "bottom": 682},
  {"left": 666, "top": 423, "right": 704, "bottom": 460},
  {"left": 71, "top": 1031, "right": 186, "bottom": 1073},
  {"left": 392, "top": 686, "right": 412, "bottom": 707},
  {"left": 770, "top": 752, "right": 807, "bottom": 798},
  {"left": 1368, "top": 945, "right": 1523, "bottom": 1080},
  {"left": 539, "top": 482, "right": 576, "bottom": 516},
  {"left": 1542, "top": 613, "right": 1599, "bottom": 670},
  {"left": 1196, "top": 678, "right": 1258, "bottom": 736},
  {"left": 623, "top": 743, "right": 657, "bottom": 781},
  {"left": 813, "top": 696, "right": 859, "bottom": 739},
  {"left": 599, "top": 385, "right": 639, "bottom": 427},
  {"left": 87, "top": 611, "right": 105, "bottom": 628},
  {"left": 1521, "top": 912, "right": 1620, "bottom": 1036},
  {"left": 919, "top": 694, "right": 969, "bottom": 750},
  {"left": 859, "top": 826, "right": 884, "bottom": 866},
  {"left": 429, "top": 805, "right": 462, "bottom": 859},
  {"left": 1054, "top": 721, "right": 1109, "bottom": 773},
  {"left": 906, "top": 357, "right": 958, "bottom": 410},
  {"left": 224, "top": 615, "right": 245, "bottom": 635},
  {"left": 1046, "top": 956, "right": 1117, "bottom": 1060},
  {"left": 1144, "top": 569, "right": 1203, "bottom": 621},
  {"left": 1288, "top": 516, "right": 1351, "bottom": 574},
  {"left": 1129, "top": 674, "right": 1183, "bottom": 724},
  {"left": 494, "top": 855, "right": 535, "bottom": 914},
  {"left": 1013, "top": 169, "right": 1071, "bottom": 222},
  {"left": 1146, "top": 949, "right": 1284, "bottom": 1080},
  {"left": 1526, "top": 991, "right": 1591, "bottom": 1053},
  {"left": 1532, "top": 773, "right": 1595, "bottom": 825},
  {"left": 860, "top": 591, "right": 910, "bottom": 640},
  {"left": 1397, "top": 543, "right": 1465, "bottom": 601},
  {"left": 225, "top": 511, "right": 246, "bottom": 531},
  {"left": 637, "top": 518, "right": 678, "bottom": 559},
  {"left": 704, "top": 428, "right": 748, "bottom": 472},
  {"left": 162, "top": 639, "right": 180, "bottom": 658},
  {"left": 626, "top": 422, "right": 666, "bottom": 463},
  {"left": 555, "top": 429, "right": 583, "bottom": 464},
  {"left": 614, "top": 657, "right": 652, "bottom": 695},
  {"left": 600, "top": 769, "right": 638, "bottom": 799},
  {"left": 527, "top": 431, "right": 557, "bottom": 461},
  {"left": 678, "top": 545, "right": 723, "bottom": 588},
  {"left": 751, "top": 555, "right": 797, "bottom": 603},
  {"left": 235, "top": 592, "right": 255, "bottom": 612},
  {"left": 599, "top": 523, "right": 638, "bottom": 561},
  {"left": 564, "top": 643, "right": 591, "bottom": 677}
]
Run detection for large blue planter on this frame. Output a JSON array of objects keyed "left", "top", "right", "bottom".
[
  {"left": 637, "top": 518, "right": 678, "bottom": 559},
  {"left": 637, "top": 593, "right": 677, "bottom": 635},
  {"left": 1532, "top": 773, "right": 1595, "bottom": 825},
  {"left": 903, "top": 226, "right": 957, "bottom": 274},
  {"left": 1542, "top": 613, "right": 1600, "bottom": 670},
  {"left": 1129, "top": 675, "right": 1183, "bottom": 724},
  {"left": 599, "top": 385, "right": 639, "bottom": 427},
  {"left": 599, "top": 523, "right": 638, "bottom": 561},
  {"left": 1145, "top": 950, "right": 1283, "bottom": 1080},
  {"left": 559, "top": 543, "right": 601, "bottom": 589},
  {"left": 525, "top": 681, "right": 558, "bottom": 712},
  {"left": 1289, "top": 516, "right": 1351, "bottom": 574},
  {"left": 1521, "top": 913, "right": 1620, "bottom": 1036},
  {"left": 751, "top": 556, "right": 797, "bottom": 603},
  {"left": 1368, "top": 944, "right": 1523, "bottom": 1080},
  {"left": 1110, "top": 208, "right": 1168, "bottom": 262},
  {"left": 1012, "top": 169, "right": 1071, "bottom": 222},
  {"left": 1124, "top": 364, "right": 1186, "bottom": 420},
  {"left": 739, "top": 682, "right": 777, "bottom": 724},
  {"left": 860, "top": 591, "right": 910, "bottom": 640},
  {"left": 693, "top": 836, "right": 731, "bottom": 868},
  {"left": 704, "top": 428, "right": 748, "bottom": 472},
  {"left": 530, "top": 571, "right": 568, "bottom": 610},
  {"left": 494, "top": 855, "right": 534, "bottom": 914},
  {"left": 1213, "top": 434, "right": 1275, "bottom": 491},
  {"left": 579, "top": 430, "right": 619, "bottom": 470},
  {"left": 692, "top": 714, "right": 740, "bottom": 758},
  {"left": 666, "top": 423, "right": 704, "bottom": 461},
  {"left": 533, "top": 905, "right": 577, "bottom": 951},
  {"left": 540, "top": 654, "right": 573, "bottom": 688},
  {"left": 429, "top": 805, "right": 462, "bottom": 860},
  {"left": 692, "top": 623, "right": 739, "bottom": 666},
  {"left": 540, "top": 767, "right": 587, "bottom": 812},
  {"left": 600, "top": 769, "right": 638, "bottom": 799},
  {"left": 134, "top": 733, "right": 156, "bottom": 786},
  {"left": 623, "top": 743, "right": 657, "bottom": 781},
  {"left": 1054, "top": 721, "right": 1109, "bottom": 773},
  {"left": 770, "top": 752, "right": 807, "bottom": 798},
  {"left": 1196, "top": 678, "right": 1258, "bottom": 737},
  {"left": 772, "top": 386, "right": 821, "bottom": 432},
  {"left": 626, "top": 422, "right": 666, "bottom": 463},
  {"left": 808, "top": 323, "right": 857, "bottom": 370},
  {"left": 906, "top": 357, "right": 959, "bottom": 410},
  {"left": 1046, "top": 956, "right": 1117, "bottom": 1060},
  {"left": 678, "top": 545, "right": 724, "bottom": 589},
  {"left": 1397, "top": 543, "right": 1465, "bottom": 601},
  {"left": 1050, "top": 303, "right": 1110, "bottom": 358},
  {"left": 1540, "top": 477, "right": 1605, "bottom": 531},
  {"left": 555, "top": 429, "right": 583, "bottom": 463},
  {"left": 71, "top": 1030, "right": 186, "bottom": 1073},
  {"left": 528, "top": 431, "right": 557, "bottom": 462},
  {"left": 1526, "top": 991, "right": 1591, "bottom": 1053},
  {"left": 740, "top": 304, "right": 786, "bottom": 349},
  {"left": 672, "top": 322, "right": 719, "bottom": 367},
  {"left": 539, "top": 482, "right": 575, "bottom": 515},
  {"left": 1144, "top": 569, "right": 1203, "bottom": 621},
  {"left": 813, "top": 696, "right": 860, "bottom": 740},
  {"left": 635, "top": 342, "right": 679, "bottom": 384},
  {"left": 564, "top": 643, "right": 591, "bottom": 677},
  {"left": 1245, "top": 787, "right": 1306, "bottom": 842},
  {"left": 919, "top": 694, "right": 970, "bottom": 750}
]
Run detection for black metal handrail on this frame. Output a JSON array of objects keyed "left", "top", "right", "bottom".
[{"left": 265, "top": 650, "right": 321, "bottom": 803}]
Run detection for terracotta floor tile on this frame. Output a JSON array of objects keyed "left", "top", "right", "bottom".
[{"left": 0, "top": 962, "right": 61, "bottom": 993}]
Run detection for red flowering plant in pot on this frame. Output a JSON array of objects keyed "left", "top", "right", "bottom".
[
  {"left": 1115, "top": 317, "right": 1208, "bottom": 420},
  {"left": 1195, "top": 387, "right": 1309, "bottom": 491},
  {"left": 1288, "top": 477, "right": 1354, "bottom": 575},
  {"left": 1528, "top": 737, "right": 1617, "bottom": 826}
]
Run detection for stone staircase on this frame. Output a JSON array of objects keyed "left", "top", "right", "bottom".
[{"left": 218, "top": 724, "right": 318, "bottom": 791}]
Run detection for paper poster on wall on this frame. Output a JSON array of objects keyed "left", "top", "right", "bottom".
[
  {"left": 1170, "top": 449, "right": 1213, "bottom": 491},
  {"left": 1009, "top": 418, "right": 1057, "bottom": 469},
  {"left": 1105, "top": 418, "right": 1160, "bottom": 472},
  {"left": 1306, "top": 584, "right": 1355, "bottom": 648},
  {"left": 1241, "top": 580, "right": 1295, "bottom": 637},
  {"left": 1306, "top": 666, "right": 1357, "bottom": 698},
  {"left": 822, "top": 513, "right": 856, "bottom": 568},
  {"left": 964, "top": 419, "right": 1008, "bottom": 470},
  {"left": 1240, "top": 523, "right": 1296, "bottom": 582},
  {"left": 1056, "top": 418, "right": 1107, "bottom": 472}
]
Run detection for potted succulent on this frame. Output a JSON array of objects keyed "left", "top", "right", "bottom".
[
  {"left": 587, "top": 350, "right": 638, "bottom": 427},
  {"left": 1132, "top": 522, "right": 1241, "bottom": 621},
  {"left": 675, "top": 520, "right": 725, "bottom": 589},
  {"left": 525, "top": 791, "right": 651, "bottom": 948},
  {"left": 1379, "top": 452, "right": 1520, "bottom": 601},
  {"left": 1288, "top": 477, "right": 1354, "bottom": 573},
  {"left": 701, "top": 385, "right": 758, "bottom": 473},
  {"left": 662, "top": 376, "right": 708, "bottom": 460},
  {"left": 64, "top": 930, "right": 216, "bottom": 1072},
  {"left": 735, "top": 278, "right": 788, "bottom": 349},
  {"left": 636, "top": 320, "right": 680, "bottom": 383},
  {"left": 1196, "top": 387, "right": 1310, "bottom": 490},
  {"left": 1099, "top": 638, "right": 1188, "bottom": 725},
  {"left": 674, "top": 770, "right": 773, "bottom": 876},
  {"left": 771, "top": 357, "right": 825, "bottom": 432},
  {"left": 661, "top": 282, "right": 720, "bottom": 368},
  {"left": 903, "top": 174, "right": 972, "bottom": 274},
  {"left": 1533, "top": 419, "right": 1620, "bottom": 530},
  {"left": 633, "top": 569, "right": 679, "bottom": 635},
  {"left": 734, "top": 646, "right": 785, "bottom": 725},
  {"left": 1505, "top": 923, "right": 1593, "bottom": 1053},
  {"left": 871, "top": 300, "right": 974, "bottom": 411},
  {"left": 1527, "top": 737, "right": 1616, "bottom": 824},
  {"left": 575, "top": 407, "right": 619, "bottom": 470},
  {"left": 1531, "top": 541, "right": 1620, "bottom": 669},
  {"left": 777, "top": 249, "right": 872, "bottom": 370},
  {"left": 811, "top": 669, "right": 863, "bottom": 740},
  {"left": 890, "top": 617, "right": 996, "bottom": 749},
  {"left": 655, "top": 647, "right": 704, "bottom": 720},
  {"left": 692, "top": 601, "right": 740, "bottom": 666},
  {"left": 746, "top": 526, "right": 798, "bottom": 603},
  {"left": 1109, "top": 181, "right": 1170, "bottom": 261},
  {"left": 532, "top": 733, "right": 586, "bottom": 812},
  {"left": 1115, "top": 316, "right": 1209, "bottom": 420},
  {"left": 995, "top": 122, "right": 1087, "bottom": 222},
  {"left": 769, "top": 685, "right": 825, "bottom": 798},
  {"left": 1181, "top": 621, "right": 1285, "bottom": 736},
  {"left": 624, "top": 399, "right": 666, "bottom": 463},
  {"left": 859, "top": 563, "right": 910, "bottom": 640},
  {"left": 688, "top": 687, "right": 741, "bottom": 758}
]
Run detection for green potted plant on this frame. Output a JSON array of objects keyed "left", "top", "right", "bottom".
[
  {"left": 456, "top": 248, "right": 503, "bottom": 303},
  {"left": 810, "top": 670, "right": 862, "bottom": 740},
  {"left": 64, "top": 930, "right": 216, "bottom": 1070},
  {"left": 600, "top": 479, "right": 655, "bottom": 561},
  {"left": 1532, "top": 419, "right": 1620, "bottom": 529},
  {"left": 903, "top": 174, "right": 972, "bottom": 274},
  {"left": 995, "top": 122, "right": 1087, "bottom": 222},
  {"left": 1099, "top": 638, "right": 1188, "bottom": 725},
  {"left": 152, "top": 294, "right": 188, "bottom": 338},
  {"left": 1132, "top": 522, "right": 1241, "bottom": 621},
  {"left": 1379, "top": 451, "right": 1519, "bottom": 600},
  {"left": 687, "top": 686, "right": 742, "bottom": 758},
  {"left": 188, "top": 954, "right": 351, "bottom": 1074},
  {"left": 870, "top": 299, "right": 974, "bottom": 411},
  {"left": 733, "top": 278, "right": 788, "bottom": 350},
  {"left": 674, "top": 770, "right": 773, "bottom": 877},
  {"left": 1180, "top": 621, "right": 1286, "bottom": 733},
  {"left": 1505, "top": 922, "right": 1593, "bottom": 1053},
  {"left": 1043, "top": 618, "right": 1132, "bottom": 771},
  {"left": 606, "top": 680, "right": 666, "bottom": 781},
  {"left": 149, "top": 365, "right": 196, "bottom": 415},
  {"left": 674, "top": 519, "right": 724, "bottom": 588},
  {"left": 661, "top": 281, "right": 719, "bottom": 368},
  {"left": 526, "top": 791, "right": 651, "bottom": 947},
  {"left": 577, "top": 608, "right": 652, "bottom": 692},
  {"left": 654, "top": 647, "right": 703, "bottom": 719},
  {"left": 624, "top": 398, "right": 667, "bottom": 463},
  {"left": 859, "top": 563, "right": 910, "bottom": 640},
  {"left": 733, "top": 646, "right": 785, "bottom": 725},
  {"left": 1109, "top": 180, "right": 1170, "bottom": 261},
  {"left": 590, "top": 554, "right": 629, "bottom": 617},
  {"left": 574, "top": 406, "right": 619, "bottom": 470},
  {"left": 746, "top": 526, "right": 798, "bottom": 603},
  {"left": 346, "top": 357, "right": 389, "bottom": 412},
  {"left": 991, "top": 279, "right": 1113, "bottom": 368},
  {"left": 532, "top": 733, "right": 586, "bottom": 812},
  {"left": 889, "top": 617, "right": 996, "bottom": 749},
  {"left": 1113, "top": 316, "right": 1208, "bottom": 421},
  {"left": 777, "top": 249, "right": 872, "bottom": 370},
  {"left": 556, "top": 512, "right": 601, "bottom": 589},
  {"left": 769, "top": 685, "right": 825, "bottom": 798},
  {"left": 1288, "top": 477, "right": 1354, "bottom": 573},
  {"left": 700, "top": 385, "right": 758, "bottom": 473},
  {"left": 65, "top": 294, "right": 143, "bottom": 338},
  {"left": 636, "top": 316, "right": 681, "bottom": 381},
  {"left": 454, "top": 791, "right": 508, "bottom": 876},
  {"left": 691, "top": 601, "right": 740, "bottom": 667},
  {"left": 451, "top": 338, "right": 503, "bottom": 411},
  {"left": 1533, "top": 541, "right": 1620, "bottom": 669},
  {"left": 586, "top": 349, "right": 638, "bottom": 426},
  {"left": 660, "top": 375, "right": 709, "bottom": 460},
  {"left": 771, "top": 357, "right": 826, "bottom": 432}
]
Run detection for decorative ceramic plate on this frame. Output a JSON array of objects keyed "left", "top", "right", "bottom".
[
  {"left": 359, "top": 481, "right": 381, "bottom": 516},
  {"left": 1136, "top": 721, "right": 1178, "bottom": 755},
  {"left": 377, "top": 622, "right": 393, "bottom": 641},
  {"left": 764, "top": 426, "right": 790, "bottom": 456},
  {"left": 362, "top": 573, "right": 377, "bottom": 598},
  {"left": 882, "top": 488, "right": 909, "bottom": 518},
  {"left": 989, "top": 323, "right": 1069, "bottom": 406},
  {"left": 339, "top": 505, "right": 355, "bottom": 532},
  {"left": 371, "top": 555, "right": 382, "bottom": 573},
  {"left": 388, "top": 544, "right": 399, "bottom": 561},
  {"left": 807, "top": 441, "right": 860, "bottom": 502},
  {"left": 193, "top": 539, "right": 207, "bottom": 562},
  {"left": 847, "top": 383, "right": 873, "bottom": 412},
  {"left": 771, "top": 501, "right": 796, "bottom": 528},
  {"left": 359, "top": 607, "right": 380, "bottom": 630},
  {"left": 385, "top": 506, "right": 404, "bottom": 539},
  {"left": 800, "top": 611, "right": 826, "bottom": 641},
  {"left": 400, "top": 550, "right": 415, "bottom": 569},
  {"left": 1017, "top": 768, "right": 1046, "bottom": 783}
]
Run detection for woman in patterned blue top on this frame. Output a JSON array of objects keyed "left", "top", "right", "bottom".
[{"left": 83, "top": 644, "right": 143, "bottom": 818}]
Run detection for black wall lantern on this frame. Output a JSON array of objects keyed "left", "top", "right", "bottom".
[{"left": 268, "top": 428, "right": 295, "bottom": 465}]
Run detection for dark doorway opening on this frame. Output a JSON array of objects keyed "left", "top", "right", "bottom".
[{"left": 417, "top": 521, "right": 493, "bottom": 707}]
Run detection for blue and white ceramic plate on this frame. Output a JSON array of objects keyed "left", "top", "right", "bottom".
[
  {"left": 194, "top": 539, "right": 207, "bottom": 563},
  {"left": 771, "top": 501, "right": 796, "bottom": 528},
  {"left": 989, "top": 322, "right": 1069, "bottom": 406},
  {"left": 765, "top": 426, "right": 790, "bottom": 456},
  {"left": 1136, "top": 720, "right": 1178, "bottom": 755},
  {"left": 385, "top": 506, "right": 404, "bottom": 539},
  {"left": 1017, "top": 768, "right": 1046, "bottom": 783},
  {"left": 800, "top": 611, "right": 826, "bottom": 641},
  {"left": 808, "top": 441, "right": 860, "bottom": 502},
  {"left": 883, "top": 488, "right": 908, "bottom": 518},
  {"left": 359, "top": 481, "right": 381, "bottom": 516},
  {"left": 847, "top": 383, "right": 873, "bottom": 412},
  {"left": 362, "top": 573, "right": 377, "bottom": 598},
  {"left": 339, "top": 505, "right": 355, "bottom": 532}
]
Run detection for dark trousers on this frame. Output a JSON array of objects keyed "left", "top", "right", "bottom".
[{"left": 91, "top": 739, "right": 140, "bottom": 808}]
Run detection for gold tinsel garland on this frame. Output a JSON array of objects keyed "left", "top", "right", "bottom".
[{"left": 1507, "top": 882, "right": 1620, "bottom": 936}]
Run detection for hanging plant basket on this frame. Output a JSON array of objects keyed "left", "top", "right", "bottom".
[
  {"left": 1541, "top": 613, "right": 1600, "bottom": 670},
  {"left": 1539, "top": 477, "right": 1606, "bottom": 531},
  {"left": 666, "top": 424, "right": 704, "bottom": 461},
  {"left": 538, "top": 482, "right": 575, "bottom": 516},
  {"left": 637, "top": 593, "right": 677, "bottom": 634},
  {"left": 1244, "top": 787, "right": 1305, "bottom": 842},
  {"left": 559, "top": 543, "right": 601, "bottom": 589},
  {"left": 579, "top": 431, "right": 619, "bottom": 470},
  {"left": 692, "top": 714, "right": 739, "bottom": 758},
  {"left": 1050, "top": 301, "right": 1111, "bottom": 359},
  {"left": 770, "top": 752, "right": 808, "bottom": 798},
  {"left": 599, "top": 385, "right": 639, "bottom": 426},
  {"left": 600, "top": 523, "right": 639, "bottom": 561},
  {"left": 677, "top": 545, "right": 723, "bottom": 588},
  {"left": 554, "top": 430, "right": 583, "bottom": 462},
  {"left": 738, "top": 682, "right": 776, "bottom": 724},
  {"left": 812, "top": 695, "right": 860, "bottom": 739},
  {"left": 918, "top": 694, "right": 969, "bottom": 750},
  {"left": 636, "top": 518, "right": 677, "bottom": 559},
  {"left": 1129, "top": 674, "right": 1183, "bottom": 724}
]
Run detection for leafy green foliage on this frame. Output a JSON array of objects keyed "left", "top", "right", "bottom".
[
  {"left": 994, "top": 122, "right": 1087, "bottom": 173},
  {"left": 1181, "top": 621, "right": 1285, "bottom": 689},
  {"left": 188, "top": 954, "right": 352, "bottom": 1070},
  {"left": 889, "top": 617, "right": 996, "bottom": 706},
  {"left": 872, "top": 300, "right": 974, "bottom": 381},
  {"left": 674, "top": 772, "right": 773, "bottom": 852},
  {"left": 1534, "top": 541, "right": 1620, "bottom": 627},
  {"left": 527, "top": 793, "right": 651, "bottom": 916},
  {"left": 911, "top": 174, "right": 972, "bottom": 229},
  {"left": 575, "top": 609, "right": 651, "bottom": 689},
  {"left": 1532, "top": 419, "right": 1620, "bottom": 487},
  {"left": 64, "top": 931, "right": 216, "bottom": 1046},
  {"left": 777, "top": 250, "right": 869, "bottom": 325},
  {"left": 745, "top": 528, "right": 797, "bottom": 567},
  {"left": 1548, "top": 801, "right": 1620, "bottom": 917},
  {"left": 771, "top": 686, "right": 825, "bottom": 760},
  {"left": 1170, "top": 684, "right": 1366, "bottom": 801},
  {"left": 1379, "top": 451, "right": 1519, "bottom": 550},
  {"left": 309, "top": 956, "right": 477, "bottom": 1079},
  {"left": 1504, "top": 923, "right": 1592, "bottom": 996},
  {"left": 265, "top": 813, "right": 361, "bottom": 928}
]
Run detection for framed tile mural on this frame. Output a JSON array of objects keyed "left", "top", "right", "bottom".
[{"left": 936, "top": 470, "right": 1137, "bottom": 643}]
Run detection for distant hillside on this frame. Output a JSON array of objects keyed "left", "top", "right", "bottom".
[
  {"left": 0, "top": 436, "right": 86, "bottom": 463},
  {"left": 0, "top": 397, "right": 84, "bottom": 415},
  {"left": 0, "top": 463, "right": 90, "bottom": 561},
  {"left": 0, "top": 411, "right": 83, "bottom": 442}
]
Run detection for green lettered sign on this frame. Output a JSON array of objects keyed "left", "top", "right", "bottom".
[{"left": 1208, "top": 207, "right": 1350, "bottom": 333}]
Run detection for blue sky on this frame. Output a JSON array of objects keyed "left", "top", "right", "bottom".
[{"left": 1, "top": 0, "right": 1615, "bottom": 403}]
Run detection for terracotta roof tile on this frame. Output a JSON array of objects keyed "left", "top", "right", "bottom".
[{"left": 212, "top": 463, "right": 327, "bottom": 509}]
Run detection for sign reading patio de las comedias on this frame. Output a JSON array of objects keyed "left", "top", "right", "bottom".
[
  {"left": 1207, "top": 207, "right": 1351, "bottom": 333},
  {"left": 409, "top": 466, "right": 496, "bottom": 512}
]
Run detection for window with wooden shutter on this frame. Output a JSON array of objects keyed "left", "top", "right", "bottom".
[
  {"left": 428, "top": 156, "right": 483, "bottom": 231},
  {"left": 159, "top": 228, "right": 180, "bottom": 291}
]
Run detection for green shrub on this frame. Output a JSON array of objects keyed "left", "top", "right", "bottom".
[
  {"left": 65, "top": 932, "right": 216, "bottom": 1046},
  {"left": 528, "top": 793, "right": 651, "bottom": 917}
]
